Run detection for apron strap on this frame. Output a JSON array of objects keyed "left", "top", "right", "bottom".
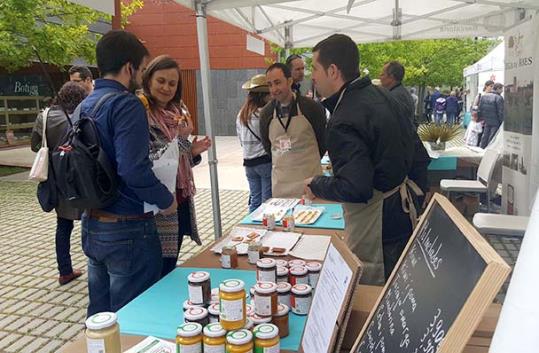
[{"left": 382, "top": 177, "right": 424, "bottom": 229}]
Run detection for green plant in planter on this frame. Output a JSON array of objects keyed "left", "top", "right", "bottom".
[{"left": 417, "top": 123, "right": 461, "bottom": 150}]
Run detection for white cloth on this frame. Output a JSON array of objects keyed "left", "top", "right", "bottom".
[
  {"left": 144, "top": 138, "right": 179, "bottom": 214},
  {"left": 464, "top": 120, "right": 483, "bottom": 147}
]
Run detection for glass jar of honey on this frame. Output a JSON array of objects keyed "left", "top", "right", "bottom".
[
  {"left": 85, "top": 312, "right": 121, "bottom": 353},
  {"left": 176, "top": 322, "right": 203, "bottom": 353},
  {"left": 203, "top": 322, "right": 226, "bottom": 353},
  {"left": 219, "top": 279, "right": 246, "bottom": 330},
  {"left": 226, "top": 329, "right": 253, "bottom": 353},
  {"left": 253, "top": 323, "right": 280, "bottom": 353}
]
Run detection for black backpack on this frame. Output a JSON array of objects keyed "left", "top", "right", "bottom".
[{"left": 50, "top": 92, "right": 123, "bottom": 209}]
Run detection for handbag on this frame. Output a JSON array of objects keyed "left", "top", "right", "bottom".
[{"left": 28, "top": 108, "right": 50, "bottom": 182}]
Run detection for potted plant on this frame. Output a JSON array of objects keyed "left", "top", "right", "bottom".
[{"left": 417, "top": 123, "right": 461, "bottom": 151}]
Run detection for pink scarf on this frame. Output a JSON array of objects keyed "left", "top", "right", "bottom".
[{"left": 147, "top": 103, "right": 196, "bottom": 198}]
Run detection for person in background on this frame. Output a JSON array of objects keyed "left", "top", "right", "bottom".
[
  {"left": 68, "top": 65, "right": 94, "bottom": 94},
  {"left": 472, "top": 80, "right": 494, "bottom": 145},
  {"left": 445, "top": 91, "right": 460, "bottom": 125},
  {"left": 31, "top": 82, "right": 87, "bottom": 285},
  {"left": 237, "top": 74, "right": 272, "bottom": 213},
  {"left": 81, "top": 30, "right": 177, "bottom": 317},
  {"left": 140, "top": 55, "right": 211, "bottom": 278},
  {"left": 464, "top": 114, "right": 483, "bottom": 147},
  {"left": 434, "top": 91, "right": 447, "bottom": 124},
  {"left": 423, "top": 90, "right": 432, "bottom": 123},
  {"left": 430, "top": 86, "right": 441, "bottom": 121},
  {"left": 379, "top": 61, "right": 416, "bottom": 127},
  {"left": 479, "top": 82, "right": 504, "bottom": 148},
  {"left": 259, "top": 63, "right": 326, "bottom": 199},
  {"left": 410, "top": 87, "right": 419, "bottom": 118},
  {"left": 286, "top": 54, "right": 305, "bottom": 96}
]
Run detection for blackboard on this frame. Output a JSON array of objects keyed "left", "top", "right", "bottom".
[{"left": 352, "top": 194, "right": 510, "bottom": 353}]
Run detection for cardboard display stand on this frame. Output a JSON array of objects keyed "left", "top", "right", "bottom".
[
  {"left": 351, "top": 193, "right": 511, "bottom": 353},
  {"left": 299, "top": 236, "right": 363, "bottom": 353}
]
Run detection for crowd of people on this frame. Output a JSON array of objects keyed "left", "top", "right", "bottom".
[{"left": 37, "top": 29, "right": 504, "bottom": 316}]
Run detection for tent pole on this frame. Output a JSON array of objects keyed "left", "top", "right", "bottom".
[
  {"left": 195, "top": 0, "right": 222, "bottom": 239},
  {"left": 284, "top": 23, "right": 292, "bottom": 60}
]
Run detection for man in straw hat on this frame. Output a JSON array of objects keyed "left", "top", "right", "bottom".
[{"left": 259, "top": 62, "right": 326, "bottom": 198}]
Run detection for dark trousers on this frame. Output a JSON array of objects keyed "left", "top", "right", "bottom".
[
  {"left": 480, "top": 123, "right": 500, "bottom": 148},
  {"left": 56, "top": 217, "right": 74, "bottom": 276},
  {"left": 161, "top": 201, "right": 192, "bottom": 277}
]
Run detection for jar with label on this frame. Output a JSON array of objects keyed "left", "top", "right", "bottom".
[
  {"left": 221, "top": 246, "right": 238, "bottom": 269},
  {"left": 203, "top": 322, "right": 226, "bottom": 353},
  {"left": 176, "top": 322, "right": 203, "bottom": 353},
  {"left": 262, "top": 213, "right": 276, "bottom": 230},
  {"left": 253, "top": 323, "right": 280, "bottom": 353},
  {"left": 183, "top": 299, "right": 205, "bottom": 312},
  {"left": 272, "top": 304, "right": 289, "bottom": 338},
  {"left": 188, "top": 271, "right": 211, "bottom": 305},
  {"left": 291, "top": 284, "right": 313, "bottom": 315},
  {"left": 248, "top": 241, "right": 262, "bottom": 265},
  {"left": 254, "top": 282, "right": 278, "bottom": 317},
  {"left": 282, "top": 214, "right": 295, "bottom": 232},
  {"left": 184, "top": 307, "right": 210, "bottom": 327},
  {"left": 250, "top": 313, "right": 272, "bottom": 326},
  {"left": 276, "top": 266, "right": 289, "bottom": 283},
  {"left": 289, "top": 266, "right": 309, "bottom": 286},
  {"left": 305, "top": 262, "right": 322, "bottom": 288},
  {"left": 256, "top": 258, "right": 277, "bottom": 283},
  {"left": 85, "top": 312, "right": 121, "bottom": 353},
  {"left": 211, "top": 288, "right": 220, "bottom": 304},
  {"left": 276, "top": 282, "right": 292, "bottom": 308},
  {"left": 208, "top": 303, "right": 220, "bottom": 323},
  {"left": 275, "top": 259, "right": 288, "bottom": 268},
  {"left": 288, "top": 259, "right": 306, "bottom": 268},
  {"left": 226, "top": 329, "right": 253, "bottom": 353},
  {"left": 219, "top": 279, "right": 246, "bottom": 330}
]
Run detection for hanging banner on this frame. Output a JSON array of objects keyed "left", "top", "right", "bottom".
[{"left": 502, "top": 16, "right": 537, "bottom": 216}]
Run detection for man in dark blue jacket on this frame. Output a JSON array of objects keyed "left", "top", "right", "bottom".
[{"left": 80, "top": 30, "right": 177, "bottom": 317}]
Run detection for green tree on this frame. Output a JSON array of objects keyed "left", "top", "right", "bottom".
[{"left": 0, "top": 0, "right": 144, "bottom": 72}]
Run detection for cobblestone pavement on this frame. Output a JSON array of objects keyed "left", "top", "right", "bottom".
[{"left": 0, "top": 180, "right": 248, "bottom": 353}]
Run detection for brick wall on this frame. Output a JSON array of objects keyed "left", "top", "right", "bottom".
[{"left": 125, "top": 1, "right": 275, "bottom": 70}]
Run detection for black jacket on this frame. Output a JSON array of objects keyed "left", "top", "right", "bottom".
[
  {"left": 310, "top": 76, "right": 414, "bottom": 203},
  {"left": 259, "top": 94, "right": 327, "bottom": 158}
]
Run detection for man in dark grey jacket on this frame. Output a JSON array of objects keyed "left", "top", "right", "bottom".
[
  {"left": 479, "top": 84, "right": 504, "bottom": 148},
  {"left": 380, "top": 61, "right": 416, "bottom": 128}
]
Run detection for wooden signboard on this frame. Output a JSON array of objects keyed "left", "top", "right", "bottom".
[
  {"left": 351, "top": 193, "right": 511, "bottom": 353},
  {"left": 300, "top": 235, "right": 363, "bottom": 353}
]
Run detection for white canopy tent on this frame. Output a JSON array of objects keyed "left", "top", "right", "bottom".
[{"left": 70, "top": 0, "right": 539, "bottom": 238}]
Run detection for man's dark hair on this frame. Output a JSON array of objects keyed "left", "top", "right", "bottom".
[
  {"left": 68, "top": 65, "right": 93, "bottom": 80},
  {"left": 493, "top": 82, "right": 504, "bottom": 90},
  {"left": 313, "top": 34, "right": 359, "bottom": 82},
  {"left": 266, "top": 62, "right": 291, "bottom": 79},
  {"left": 53, "top": 81, "right": 88, "bottom": 114},
  {"left": 142, "top": 55, "right": 182, "bottom": 106},
  {"left": 96, "top": 30, "right": 149, "bottom": 76},
  {"left": 285, "top": 54, "right": 302, "bottom": 69},
  {"left": 385, "top": 61, "right": 405, "bottom": 83}
]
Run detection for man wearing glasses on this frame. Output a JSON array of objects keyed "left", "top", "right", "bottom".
[
  {"left": 69, "top": 65, "right": 94, "bottom": 94},
  {"left": 286, "top": 54, "right": 305, "bottom": 96}
]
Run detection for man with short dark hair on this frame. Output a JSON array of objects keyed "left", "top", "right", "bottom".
[
  {"left": 479, "top": 81, "right": 504, "bottom": 148},
  {"left": 68, "top": 65, "right": 94, "bottom": 93},
  {"left": 80, "top": 30, "right": 177, "bottom": 317},
  {"left": 259, "top": 62, "right": 326, "bottom": 198},
  {"left": 304, "top": 34, "right": 415, "bottom": 285},
  {"left": 286, "top": 54, "right": 305, "bottom": 95},
  {"left": 380, "top": 61, "right": 416, "bottom": 127}
]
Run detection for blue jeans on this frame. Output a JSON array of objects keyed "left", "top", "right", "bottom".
[
  {"left": 82, "top": 216, "right": 162, "bottom": 317},
  {"left": 245, "top": 162, "right": 272, "bottom": 213},
  {"left": 56, "top": 217, "right": 74, "bottom": 276},
  {"left": 434, "top": 112, "right": 445, "bottom": 124},
  {"left": 446, "top": 112, "right": 457, "bottom": 125}
]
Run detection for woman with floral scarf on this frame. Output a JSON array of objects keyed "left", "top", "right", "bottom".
[{"left": 140, "top": 55, "right": 211, "bottom": 277}]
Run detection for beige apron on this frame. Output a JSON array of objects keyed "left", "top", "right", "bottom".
[{"left": 269, "top": 100, "right": 322, "bottom": 198}]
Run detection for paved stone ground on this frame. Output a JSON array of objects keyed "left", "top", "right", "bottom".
[{"left": 0, "top": 180, "right": 248, "bottom": 353}]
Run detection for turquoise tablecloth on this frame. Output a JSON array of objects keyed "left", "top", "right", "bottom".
[
  {"left": 117, "top": 267, "right": 306, "bottom": 351},
  {"left": 239, "top": 203, "right": 345, "bottom": 230},
  {"left": 428, "top": 156, "right": 458, "bottom": 171}
]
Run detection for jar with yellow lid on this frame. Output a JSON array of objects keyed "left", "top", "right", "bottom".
[
  {"left": 253, "top": 323, "right": 280, "bottom": 353},
  {"left": 219, "top": 279, "right": 246, "bottom": 330},
  {"left": 85, "top": 312, "right": 121, "bottom": 353},
  {"left": 226, "top": 329, "right": 253, "bottom": 353},
  {"left": 203, "top": 322, "right": 226, "bottom": 353},
  {"left": 176, "top": 322, "right": 203, "bottom": 353}
]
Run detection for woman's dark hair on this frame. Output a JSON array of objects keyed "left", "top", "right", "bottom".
[
  {"left": 53, "top": 81, "right": 87, "bottom": 114},
  {"left": 96, "top": 30, "right": 149, "bottom": 76},
  {"left": 239, "top": 91, "right": 269, "bottom": 126},
  {"left": 142, "top": 55, "right": 182, "bottom": 107}
]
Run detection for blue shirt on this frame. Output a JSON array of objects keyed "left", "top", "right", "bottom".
[{"left": 80, "top": 79, "right": 173, "bottom": 215}]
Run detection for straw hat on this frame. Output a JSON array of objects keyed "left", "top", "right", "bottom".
[{"left": 242, "top": 74, "right": 269, "bottom": 93}]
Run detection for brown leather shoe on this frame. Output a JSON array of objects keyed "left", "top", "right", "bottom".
[{"left": 59, "top": 269, "right": 83, "bottom": 285}]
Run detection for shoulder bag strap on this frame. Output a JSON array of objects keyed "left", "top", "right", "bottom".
[{"left": 42, "top": 108, "right": 50, "bottom": 149}]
